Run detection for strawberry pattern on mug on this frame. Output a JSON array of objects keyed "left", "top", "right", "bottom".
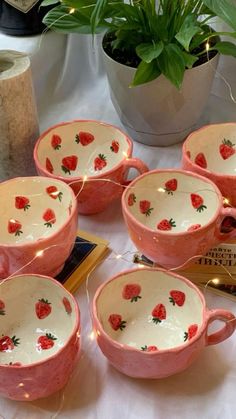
[
  {"left": 0, "top": 335, "right": 20, "bottom": 352},
  {"left": 35, "top": 299, "right": 52, "bottom": 319},
  {"left": 195, "top": 152, "right": 207, "bottom": 169},
  {"left": 8, "top": 220, "right": 23, "bottom": 236},
  {"left": 157, "top": 218, "right": 176, "bottom": 231},
  {"left": 94, "top": 154, "right": 107, "bottom": 171},
  {"left": 75, "top": 131, "right": 95, "bottom": 146},
  {"left": 15, "top": 196, "right": 30, "bottom": 211},
  {"left": 37, "top": 333, "right": 57, "bottom": 350},
  {"left": 141, "top": 345, "right": 158, "bottom": 352},
  {"left": 51, "top": 134, "right": 62, "bottom": 150},
  {"left": 152, "top": 304, "right": 166, "bottom": 324},
  {"left": 169, "top": 290, "right": 185, "bottom": 306},
  {"left": 164, "top": 178, "right": 177, "bottom": 195},
  {"left": 43, "top": 209, "right": 56, "bottom": 228},
  {"left": 110, "top": 140, "right": 119, "bottom": 153},
  {"left": 139, "top": 200, "right": 153, "bottom": 216},
  {"left": 219, "top": 138, "right": 235, "bottom": 160},
  {"left": 62, "top": 297, "right": 72, "bottom": 315},
  {"left": 61, "top": 155, "right": 78, "bottom": 175},
  {"left": 184, "top": 324, "right": 198, "bottom": 341},
  {"left": 122, "top": 284, "right": 142, "bottom": 302},
  {"left": 46, "top": 186, "right": 63, "bottom": 202},
  {"left": 191, "top": 194, "right": 207, "bottom": 213},
  {"left": 46, "top": 157, "right": 54, "bottom": 174},
  {"left": 128, "top": 193, "right": 136, "bottom": 206},
  {"left": 108, "top": 314, "right": 126, "bottom": 331}
]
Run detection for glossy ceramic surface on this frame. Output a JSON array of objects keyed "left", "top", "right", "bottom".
[
  {"left": 0, "top": 177, "right": 78, "bottom": 279},
  {"left": 0, "top": 274, "right": 80, "bottom": 401},
  {"left": 34, "top": 120, "right": 149, "bottom": 214},
  {"left": 182, "top": 123, "right": 236, "bottom": 206},
  {"left": 93, "top": 268, "right": 236, "bottom": 378},
  {"left": 122, "top": 169, "right": 236, "bottom": 268}
]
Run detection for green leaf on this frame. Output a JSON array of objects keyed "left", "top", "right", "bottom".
[
  {"left": 136, "top": 41, "right": 164, "bottom": 63},
  {"left": 175, "top": 15, "right": 201, "bottom": 52},
  {"left": 214, "top": 41, "right": 236, "bottom": 57},
  {"left": 202, "top": 0, "right": 236, "bottom": 31},
  {"left": 181, "top": 51, "right": 198, "bottom": 68},
  {"left": 40, "top": 0, "right": 58, "bottom": 7},
  {"left": 157, "top": 44, "right": 185, "bottom": 89},
  {"left": 131, "top": 60, "right": 161, "bottom": 87},
  {"left": 90, "top": 0, "right": 109, "bottom": 35},
  {"left": 43, "top": 5, "right": 105, "bottom": 33}
]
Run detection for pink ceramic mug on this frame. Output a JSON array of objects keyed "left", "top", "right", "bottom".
[
  {"left": 182, "top": 123, "right": 236, "bottom": 206},
  {"left": 122, "top": 169, "right": 236, "bottom": 269},
  {"left": 0, "top": 176, "right": 78, "bottom": 279},
  {"left": 0, "top": 274, "right": 80, "bottom": 401},
  {"left": 34, "top": 120, "right": 149, "bottom": 214},
  {"left": 92, "top": 267, "right": 236, "bottom": 379}
]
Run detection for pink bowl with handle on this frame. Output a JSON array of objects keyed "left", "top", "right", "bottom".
[
  {"left": 92, "top": 267, "right": 236, "bottom": 379},
  {"left": 182, "top": 122, "right": 236, "bottom": 206},
  {"left": 33, "top": 119, "right": 149, "bottom": 214},
  {"left": 0, "top": 274, "right": 80, "bottom": 401},
  {"left": 0, "top": 176, "right": 78, "bottom": 279}
]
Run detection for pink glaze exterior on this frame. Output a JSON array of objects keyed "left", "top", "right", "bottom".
[
  {"left": 34, "top": 120, "right": 149, "bottom": 215},
  {"left": 0, "top": 180, "right": 78, "bottom": 279},
  {"left": 122, "top": 169, "right": 236, "bottom": 269},
  {"left": 92, "top": 268, "right": 236, "bottom": 379},
  {"left": 182, "top": 123, "right": 236, "bottom": 206},
  {"left": 0, "top": 275, "right": 81, "bottom": 401}
]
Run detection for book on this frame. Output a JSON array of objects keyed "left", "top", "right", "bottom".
[
  {"left": 55, "top": 229, "right": 110, "bottom": 294},
  {"left": 133, "top": 243, "right": 236, "bottom": 302}
]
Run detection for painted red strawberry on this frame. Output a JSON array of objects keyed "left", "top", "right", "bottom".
[
  {"left": 15, "top": 196, "right": 30, "bottom": 211},
  {"left": 164, "top": 178, "right": 177, "bottom": 195},
  {"left": 122, "top": 283, "right": 142, "bottom": 302},
  {"left": 0, "top": 299, "right": 5, "bottom": 315},
  {"left": 51, "top": 134, "right": 62, "bottom": 150},
  {"left": 108, "top": 314, "right": 126, "bottom": 331},
  {"left": 219, "top": 138, "right": 235, "bottom": 160},
  {"left": 62, "top": 296, "right": 72, "bottom": 314},
  {"left": 94, "top": 154, "right": 107, "bottom": 171},
  {"left": 37, "top": 333, "right": 57, "bottom": 350},
  {"left": 157, "top": 218, "right": 176, "bottom": 230},
  {"left": 152, "top": 304, "right": 166, "bottom": 324},
  {"left": 46, "top": 157, "right": 54, "bottom": 174},
  {"left": 187, "top": 224, "right": 201, "bottom": 232},
  {"left": 46, "top": 186, "right": 63, "bottom": 202},
  {"left": 110, "top": 140, "right": 119, "bottom": 153},
  {"left": 191, "top": 194, "right": 207, "bottom": 212},
  {"left": 141, "top": 345, "right": 158, "bottom": 352},
  {"left": 128, "top": 193, "right": 136, "bottom": 206},
  {"left": 8, "top": 220, "right": 23, "bottom": 236},
  {"left": 75, "top": 131, "right": 95, "bottom": 146},
  {"left": 61, "top": 155, "right": 78, "bottom": 175},
  {"left": 35, "top": 298, "right": 52, "bottom": 319},
  {"left": 169, "top": 290, "right": 185, "bottom": 306},
  {"left": 184, "top": 324, "right": 198, "bottom": 341},
  {"left": 195, "top": 153, "right": 207, "bottom": 169},
  {"left": 43, "top": 209, "right": 56, "bottom": 227},
  {"left": 0, "top": 335, "right": 20, "bottom": 352},
  {"left": 139, "top": 200, "right": 153, "bottom": 216}
]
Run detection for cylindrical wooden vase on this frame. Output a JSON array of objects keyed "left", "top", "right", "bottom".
[{"left": 0, "top": 50, "right": 39, "bottom": 180}]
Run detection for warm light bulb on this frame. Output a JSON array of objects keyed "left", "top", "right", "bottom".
[
  {"left": 138, "top": 264, "right": 145, "bottom": 269},
  {"left": 18, "top": 383, "right": 24, "bottom": 387},
  {"left": 89, "top": 331, "right": 95, "bottom": 340},
  {"left": 212, "top": 278, "right": 220, "bottom": 285},
  {"left": 206, "top": 42, "right": 210, "bottom": 52},
  {"left": 83, "top": 175, "right": 88, "bottom": 182},
  {"left": 116, "top": 254, "right": 122, "bottom": 259},
  {"left": 123, "top": 151, "right": 128, "bottom": 159},
  {"left": 36, "top": 250, "right": 44, "bottom": 257},
  {"left": 69, "top": 8, "right": 75, "bottom": 14},
  {"left": 223, "top": 197, "right": 230, "bottom": 205},
  {"left": 157, "top": 187, "right": 165, "bottom": 193}
]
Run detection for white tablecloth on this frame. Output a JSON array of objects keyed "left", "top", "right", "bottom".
[{"left": 0, "top": 28, "right": 236, "bottom": 419}]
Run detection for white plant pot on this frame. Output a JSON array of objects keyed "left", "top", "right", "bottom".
[{"left": 102, "top": 47, "right": 219, "bottom": 147}]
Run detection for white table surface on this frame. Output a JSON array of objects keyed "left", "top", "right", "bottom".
[{"left": 0, "top": 29, "right": 236, "bottom": 419}]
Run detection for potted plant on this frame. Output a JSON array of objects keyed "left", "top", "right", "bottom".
[{"left": 42, "top": 0, "right": 236, "bottom": 146}]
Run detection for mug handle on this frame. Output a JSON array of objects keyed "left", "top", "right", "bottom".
[
  {"left": 205, "top": 309, "right": 236, "bottom": 346},
  {"left": 122, "top": 158, "right": 149, "bottom": 186},
  {"left": 215, "top": 206, "right": 236, "bottom": 242}
]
